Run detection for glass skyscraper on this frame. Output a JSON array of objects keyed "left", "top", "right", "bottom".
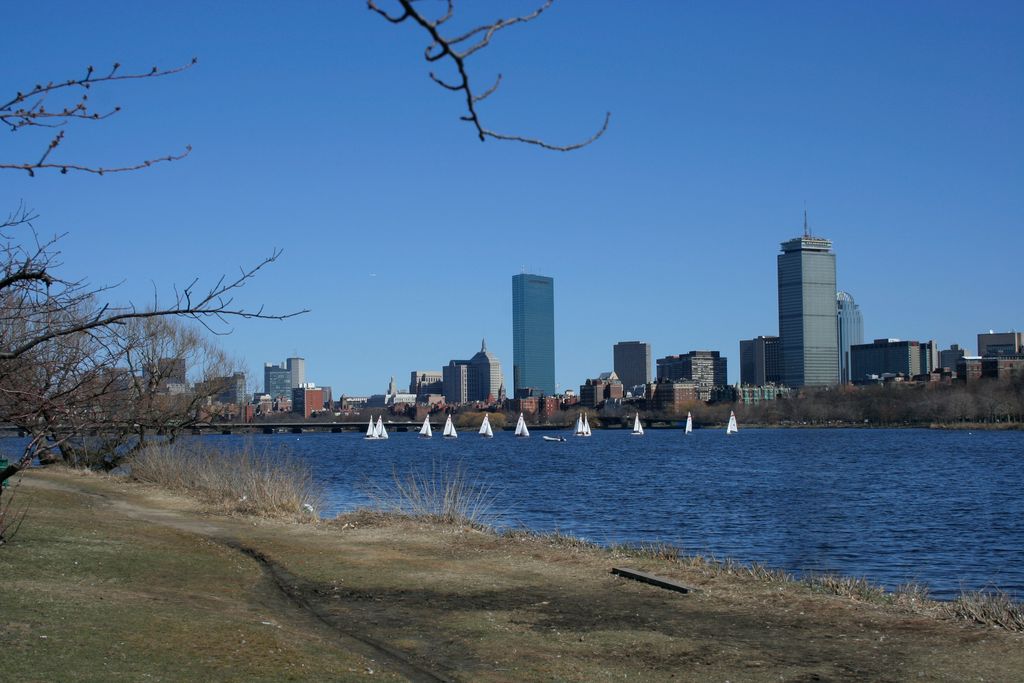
[
  {"left": 836, "top": 291, "right": 864, "bottom": 384},
  {"left": 777, "top": 234, "right": 838, "bottom": 387},
  {"left": 512, "top": 273, "right": 555, "bottom": 397}
]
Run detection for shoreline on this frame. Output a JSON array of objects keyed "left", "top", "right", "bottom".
[{"left": 4, "top": 467, "right": 1023, "bottom": 681}]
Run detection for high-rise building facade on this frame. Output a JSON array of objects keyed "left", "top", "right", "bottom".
[
  {"left": 939, "top": 344, "right": 967, "bottom": 371},
  {"left": 777, "top": 232, "right": 838, "bottom": 387},
  {"left": 739, "top": 335, "right": 781, "bottom": 385},
  {"left": 977, "top": 331, "right": 1023, "bottom": 357},
  {"left": 850, "top": 338, "right": 937, "bottom": 381},
  {"left": 409, "top": 370, "right": 443, "bottom": 397},
  {"left": 468, "top": 339, "right": 503, "bottom": 403},
  {"left": 263, "top": 362, "right": 292, "bottom": 399},
  {"left": 613, "top": 341, "right": 652, "bottom": 390},
  {"left": 442, "top": 361, "right": 470, "bottom": 405},
  {"left": 286, "top": 357, "right": 306, "bottom": 388},
  {"left": 836, "top": 291, "right": 864, "bottom": 384},
  {"left": 213, "top": 372, "right": 246, "bottom": 405},
  {"left": 512, "top": 273, "right": 555, "bottom": 397},
  {"left": 656, "top": 351, "right": 728, "bottom": 388}
]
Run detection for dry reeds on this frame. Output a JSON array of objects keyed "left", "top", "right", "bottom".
[
  {"left": 130, "top": 441, "right": 322, "bottom": 518},
  {"left": 945, "top": 589, "right": 1024, "bottom": 631},
  {"left": 372, "top": 460, "right": 498, "bottom": 528}
]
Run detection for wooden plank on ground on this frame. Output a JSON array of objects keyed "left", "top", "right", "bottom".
[{"left": 611, "top": 567, "right": 695, "bottom": 594}]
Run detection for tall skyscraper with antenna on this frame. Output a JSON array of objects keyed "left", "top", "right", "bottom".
[{"left": 777, "top": 212, "right": 838, "bottom": 387}]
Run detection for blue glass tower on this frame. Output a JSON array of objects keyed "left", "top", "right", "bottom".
[{"left": 512, "top": 273, "right": 555, "bottom": 397}]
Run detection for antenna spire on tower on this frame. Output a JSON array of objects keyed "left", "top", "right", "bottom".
[{"left": 803, "top": 206, "right": 809, "bottom": 238}]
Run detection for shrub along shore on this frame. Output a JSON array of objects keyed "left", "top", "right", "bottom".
[{"left": 2, "top": 453, "right": 1022, "bottom": 681}]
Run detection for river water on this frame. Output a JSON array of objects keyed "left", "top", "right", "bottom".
[{"left": 7, "top": 427, "right": 1022, "bottom": 599}]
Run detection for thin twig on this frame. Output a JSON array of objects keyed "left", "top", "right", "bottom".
[{"left": 368, "top": 0, "right": 609, "bottom": 151}]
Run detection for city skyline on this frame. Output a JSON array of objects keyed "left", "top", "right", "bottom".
[{"left": 6, "top": 2, "right": 1020, "bottom": 395}]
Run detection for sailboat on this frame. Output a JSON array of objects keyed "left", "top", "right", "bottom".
[
  {"left": 418, "top": 415, "right": 432, "bottom": 439},
  {"left": 574, "top": 412, "right": 592, "bottom": 437},
  {"left": 514, "top": 412, "right": 530, "bottom": 438},
  {"left": 442, "top": 414, "right": 458, "bottom": 439},
  {"left": 726, "top": 410, "right": 738, "bottom": 435},
  {"left": 631, "top": 412, "right": 644, "bottom": 436},
  {"left": 573, "top": 413, "right": 585, "bottom": 437},
  {"left": 376, "top": 415, "right": 389, "bottom": 439},
  {"left": 479, "top": 414, "right": 494, "bottom": 438},
  {"left": 685, "top": 411, "right": 693, "bottom": 435},
  {"left": 364, "top": 416, "right": 379, "bottom": 440}
]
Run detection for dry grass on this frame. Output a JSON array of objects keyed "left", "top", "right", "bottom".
[
  {"left": 609, "top": 541, "right": 680, "bottom": 562},
  {"left": 129, "top": 440, "right": 322, "bottom": 518},
  {"left": 945, "top": 589, "right": 1024, "bottom": 631},
  {"left": 370, "top": 459, "right": 498, "bottom": 528},
  {"left": 806, "top": 573, "right": 889, "bottom": 603}
]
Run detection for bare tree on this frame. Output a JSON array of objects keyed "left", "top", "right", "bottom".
[
  {"left": 1, "top": 58, "right": 306, "bottom": 466},
  {"left": 368, "top": 0, "right": 610, "bottom": 151}
]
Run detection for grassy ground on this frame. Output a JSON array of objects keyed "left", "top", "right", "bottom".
[{"left": 3, "top": 467, "right": 1023, "bottom": 682}]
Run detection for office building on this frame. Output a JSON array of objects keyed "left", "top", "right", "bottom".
[
  {"left": 468, "top": 339, "right": 503, "bottom": 403},
  {"left": 143, "top": 358, "right": 188, "bottom": 394},
  {"left": 409, "top": 371, "right": 443, "bottom": 397},
  {"left": 939, "top": 344, "right": 967, "bottom": 372},
  {"left": 977, "top": 331, "right": 1023, "bottom": 357},
  {"left": 613, "top": 341, "right": 652, "bottom": 390},
  {"left": 263, "top": 362, "right": 292, "bottom": 399},
  {"left": 292, "top": 386, "right": 325, "bottom": 419},
  {"left": 442, "top": 340, "right": 504, "bottom": 404},
  {"left": 739, "top": 335, "right": 781, "bottom": 386},
  {"left": 212, "top": 372, "right": 246, "bottom": 405},
  {"left": 656, "top": 351, "right": 727, "bottom": 388},
  {"left": 836, "top": 291, "right": 864, "bottom": 384},
  {"left": 777, "top": 222, "right": 838, "bottom": 387},
  {"left": 442, "top": 361, "right": 470, "bottom": 405},
  {"left": 157, "top": 358, "right": 187, "bottom": 386},
  {"left": 512, "top": 273, "right": 555, "bottom": 397},
  {"left": 286, "top": 357, "right": 306, "bottom": 388},
  {"left": 849, "top": 339, "right": 937, "bottom": 382}
]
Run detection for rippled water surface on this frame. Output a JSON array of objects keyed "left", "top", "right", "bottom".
[{"left": 10, "top": 427, "right": 1023, "bottom": 599}]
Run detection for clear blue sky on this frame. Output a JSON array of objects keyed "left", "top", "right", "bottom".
[{"left": 5, "top": 1, "right": 1022, "bottom": 394}]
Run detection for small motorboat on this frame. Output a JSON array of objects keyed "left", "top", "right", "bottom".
[{"left": 542, "top": 435, "right": 566, "bottom": 442}]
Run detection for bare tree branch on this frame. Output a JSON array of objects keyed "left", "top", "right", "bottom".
[
  {"left": 368, "top": 0, "right": 610, "bottom": 151},
  {"left": 0, "top": 248, "right": 307, "bottom": 362},
  {"left": 1, "top": 59, "right": 197, "bottom": 176}
]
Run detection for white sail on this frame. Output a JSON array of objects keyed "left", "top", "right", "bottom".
[
  {"left": 582, "top": 413, "right": 592, "bottom": 437},
  {"left": 685, "top": 412, "right": 693, "bottom": 435},
  {"left": 479, "top": 414, "right": 493, "bottom": 437},
  {"left": 364, "top": 416, "right": 378, "bottom": 440},
  {"left": 574, "top": 413, "right": 585, "bottom": 436},
  {"left": 442, "top": 414, "right": 458, "bottom": 438},
  {"left": 419, "top": 416, "right": 432, "bottom": 438},
  {"left": 514, "top": 413, "right": 530, "bottom": 437},
  {"left": 726, "top": 411, "right": 738, "bottom": 435},
  {"left": 631, "top": 412, "right": 644, "bottom": 436},
  {"left": 376, "top": 415, "right": 389, "bottom": 439}
]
